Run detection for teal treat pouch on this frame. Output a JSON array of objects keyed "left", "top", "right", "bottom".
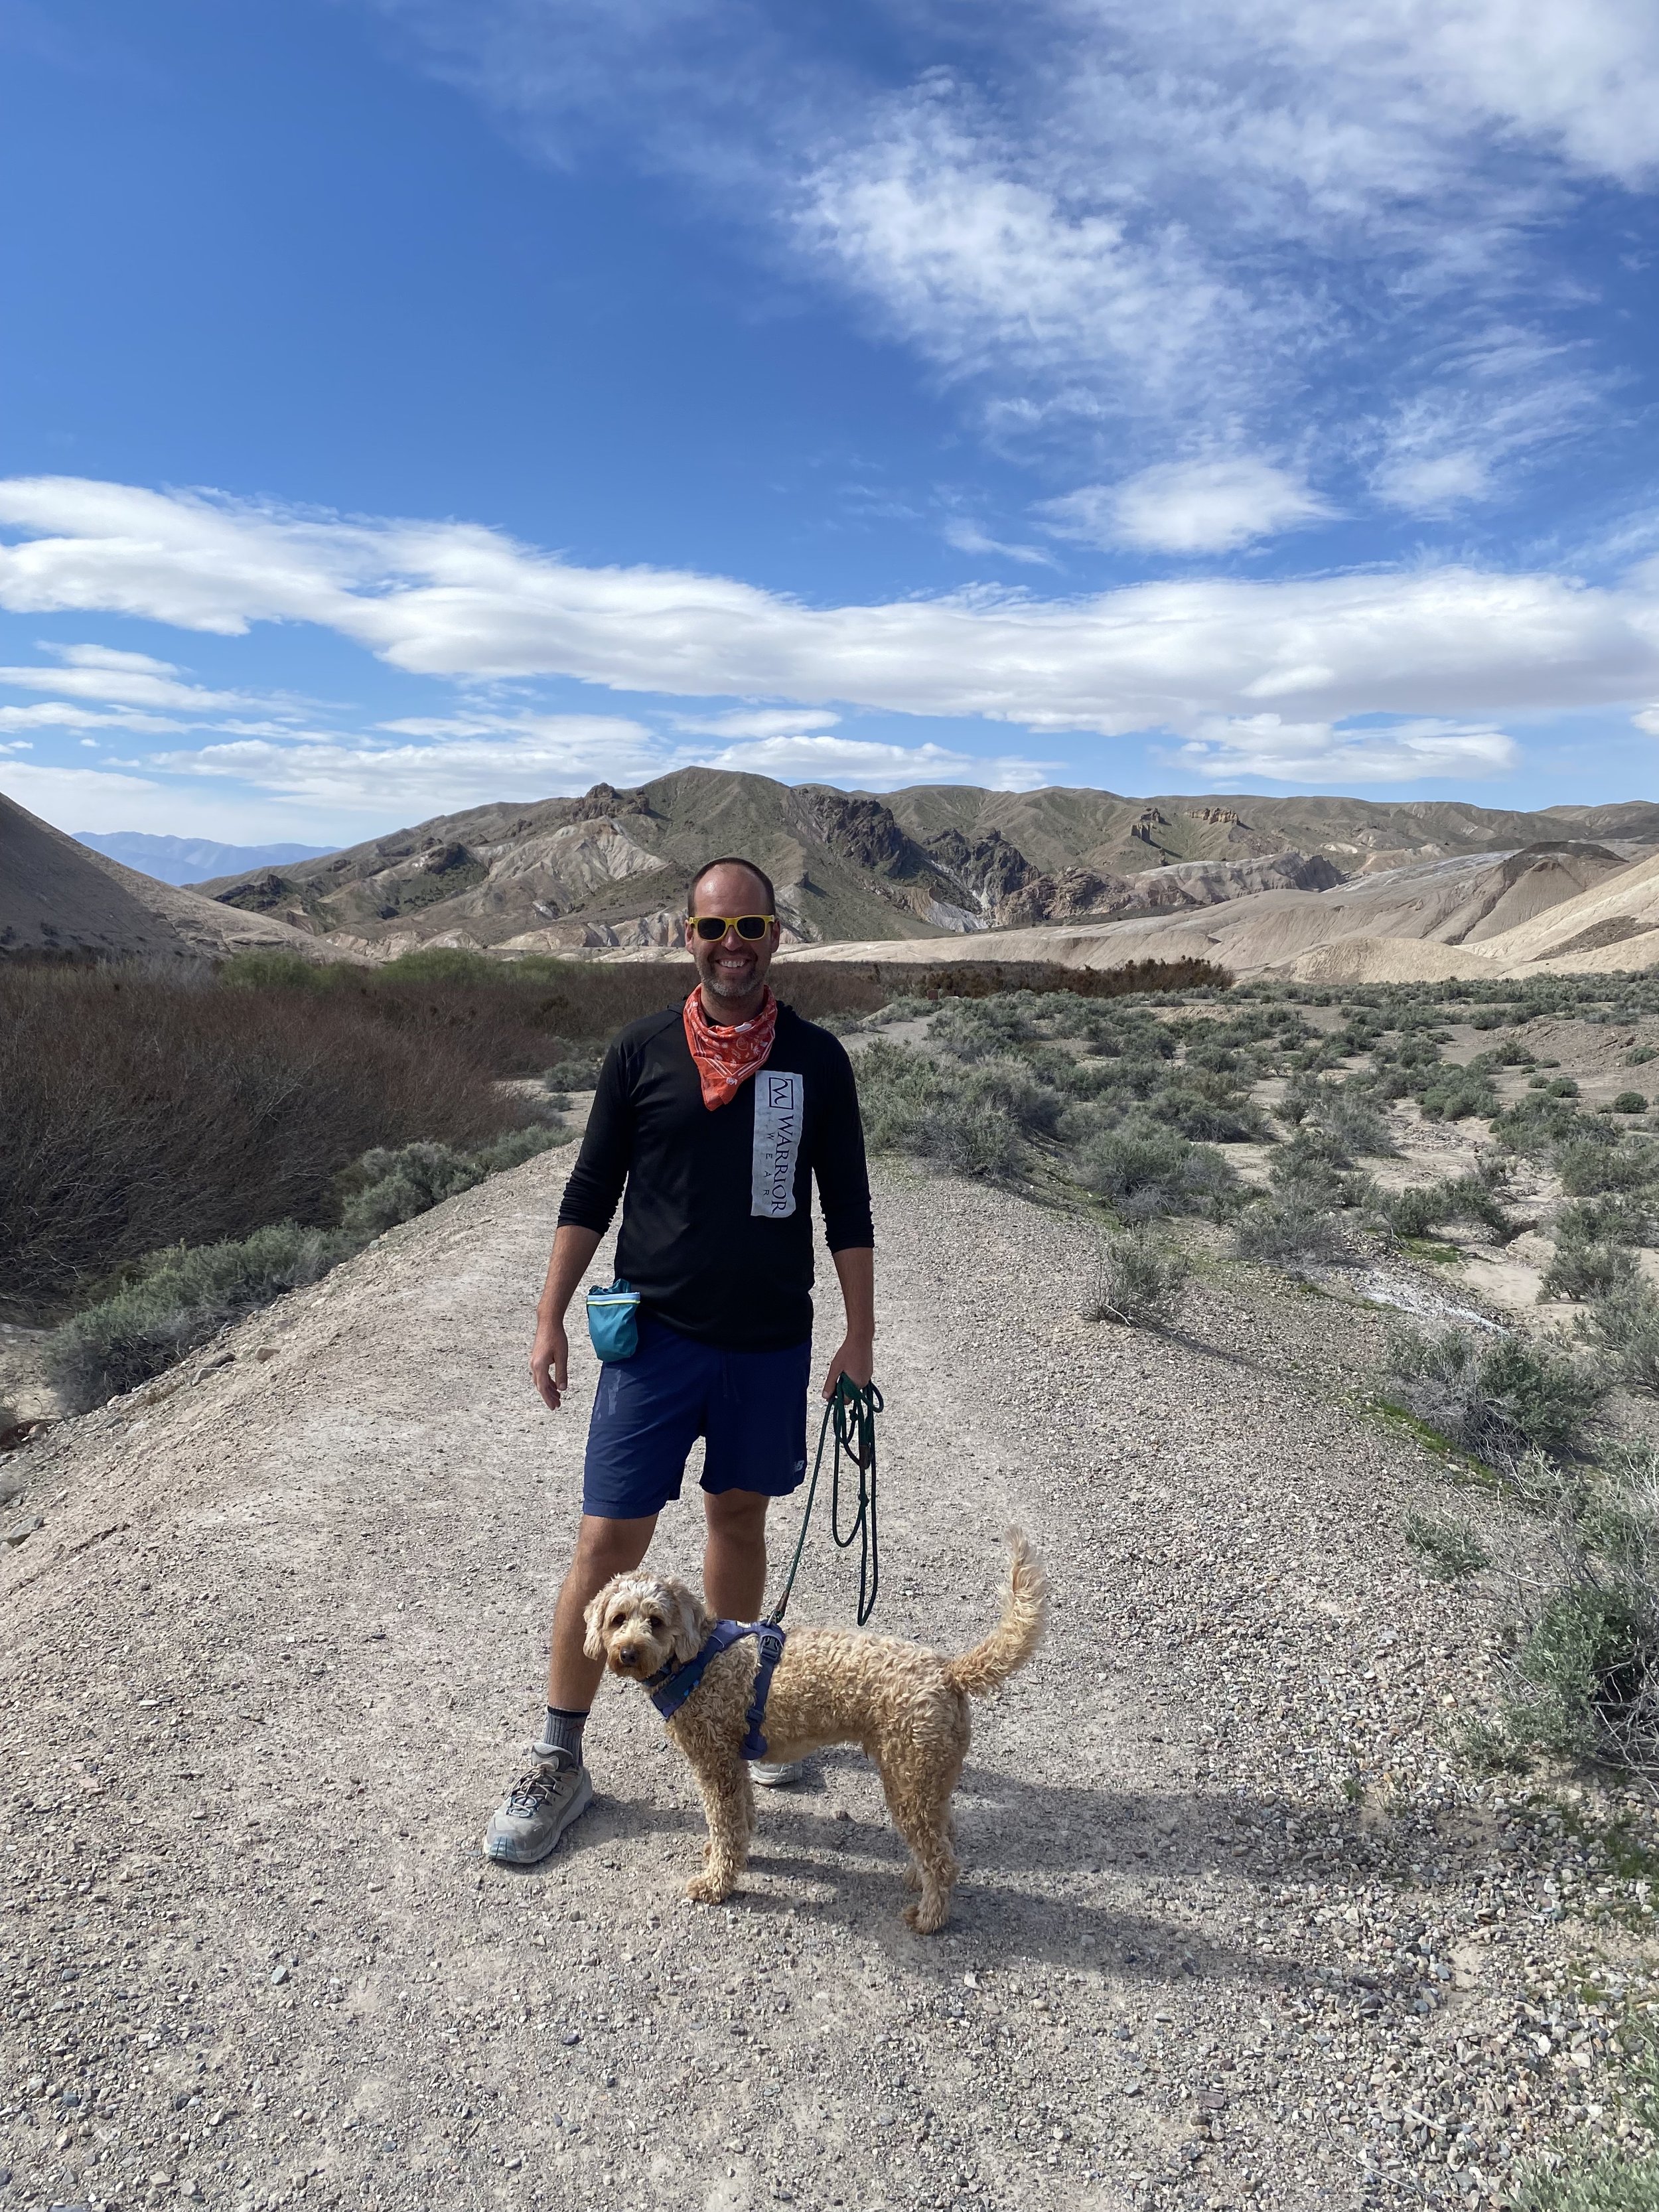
[{"left": 585, "top": 1279, "right": 641, "bottom": 1362}]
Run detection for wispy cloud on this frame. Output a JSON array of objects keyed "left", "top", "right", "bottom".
[
  {"left": 1173, "top": 713, "right": 1518, "bottom": 784},
  {"left": 6, "top": 478, "right": 1659, "bottom": 756},
  {"left": 1041, "top": 460, "right": 1335, "bottom": 555},
  {"left": 366, "top": 0, "right": 1659, "bottom": 510},
  {"left": 679, "top": 731, "right": 1055, "bottom": 791}
]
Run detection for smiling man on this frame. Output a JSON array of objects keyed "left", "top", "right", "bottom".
[{"left": 484, "top": 856, "right": 876, "bottom": 1864}]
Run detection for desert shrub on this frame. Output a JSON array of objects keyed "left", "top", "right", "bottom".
[
  {"left": 854, "top": 1039, "right": 1029, "bottom": 1178},
  {"left": 42, "top": 1124, "right": 566, "bottom": 1410},
  {"left": 1612, "top": 1090, "right": 1649, "bottom": 1114},
  {"left": 1147, "top": 1075, "right": 1269, "bottom": 1143},
  {"left": 1557, "top": 1135, "right": 1658, "bottom": 1196},
  {"left": 1314, "top": 1082, "right": 1397, "bottom": 1157},
  {"left": 339, "top": 1127, "right": 566, "bottom": 1239},
  {"left": 1578, "top": 1280, "right": 1659, "bottom": 1394},
  {"left": 1493, "top": 1091, "right": 1585, "bottom": 1155},
  {"left": 1074, "top": 1122, "right": 1238, "bottom": 1218},
  {"left": 862, "top": 994, "right": 934, "bottom": 1027},
  {"left": 1417, "top": 1065, "right": 1500, "bottom": 1120},
  {"left": 929, "top": 992, "right": 1041, "bottom": 1061},
  {"left": 547, "top": 1055, "right": 604, "bottom": 1088},
  {"left": 1405, "top": 1512, "right": 1490, "bottom": 1581},
  {"left": 1516, "top": 2152, "right": 1659, "bottom": 2212},
  {"left": 1080, "top": 1228, "right": 1191, "bottom": 1329},
  {"left": 1555, "top": 1195, "right": 1658, "bottom": 1248},
  {"left": 45, "top": 1222, "right": 349, "bottom": 1410},
  {"left": 1380, "top": 1325, "right": 1603, "bottom": 1468},
  {"left": 1232, "top": 1195, "right": 1347, "bottom": 1268},
  {"left": 0, "top": 965, "right": 529, "bottom": 1322},
  {"left": 1541, "top": 1237, "right": 1640, "bottom": 1303},
  {"left": 1510, "top": 1582, "right": 1656, "bottom": 1765},
  {"left": 1376, "top": 1170, "right": 1512, "bottom": 1243}
]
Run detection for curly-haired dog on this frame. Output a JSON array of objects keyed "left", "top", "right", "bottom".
[{"left": 583, "top": 1530, "right": 1046, "bottom": 1932}]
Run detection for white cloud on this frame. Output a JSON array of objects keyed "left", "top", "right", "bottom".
[
  {"left": 1173, "top": 712, "right": 1519, "bottom": 783},
  {"left": 941, "top": 518, "right": 1053, "bottom": 566},
  {"left": 148, "top": 714, "right": 662, "bottom": 815},
  {"left": 8, "top": 477, "right": 1659, "bottom": 777},
  {"left": 667, "top": 707, "right": 842, "bottom": 739},
  {"left": 678, "top": 732, "right": 1054, "bottom": 791},
  {"left": 0, "top": 641, "right": 250, "bottom": 707},
  {"left": 0, "top": 700, "right": 190, "bottom": 734},
  {"left": 1635, "top": 705, "right": 1659, "bottom": 737},
  {"left": 373, "top": 0, "right": 1659, "bottom": 492},
  {"left": 1041, "top": 459, "right": 1334, "bottom": 555}
]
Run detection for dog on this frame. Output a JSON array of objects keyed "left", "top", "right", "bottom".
[{"left": 583, "top": 1530, "right": 1046, "bottom": 1932}]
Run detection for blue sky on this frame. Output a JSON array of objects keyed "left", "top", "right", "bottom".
[{"left": 2, "top": 0, "right": 1658, "bottom": 846}]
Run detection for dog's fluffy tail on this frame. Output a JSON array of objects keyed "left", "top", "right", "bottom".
[{"left": 942, "top": 1528, "right": 1047, "bottom": 1699}]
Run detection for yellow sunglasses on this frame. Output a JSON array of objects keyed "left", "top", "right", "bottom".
[{"left": 688, "top": 913, "right": 775, "bottom": 942}]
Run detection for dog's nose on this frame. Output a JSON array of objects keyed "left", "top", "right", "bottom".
[{"left": 616, "top": 1642, "right": 640, "bottom": 1668}]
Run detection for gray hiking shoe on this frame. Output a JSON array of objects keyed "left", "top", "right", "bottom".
[
  {"left": 482, "top": 1755, "right": 594, "bottom": 1866},
  {"left": 752, "top": 1759, "right": 806, "bottom": 1787}
]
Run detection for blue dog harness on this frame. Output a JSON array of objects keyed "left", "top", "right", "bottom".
[{"left": 646, "top": 1619, "right": 788, "bottom": 1761}]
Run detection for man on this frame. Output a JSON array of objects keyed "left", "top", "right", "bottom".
[{"left": 483, "top": 856, "right": 876, "bottom": 1864}]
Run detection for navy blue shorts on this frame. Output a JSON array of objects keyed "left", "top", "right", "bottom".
[{"left": 582, "top": 1314, "right": 812, "bottom": 1520}]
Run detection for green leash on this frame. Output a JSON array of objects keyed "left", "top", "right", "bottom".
[{"left": 766, "top": 1374, "right": 883, "bottom": 1628}]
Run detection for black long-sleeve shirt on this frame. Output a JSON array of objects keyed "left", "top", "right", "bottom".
[{"left": 557, "top": 1001, "right": 874, "bottom": 1351}]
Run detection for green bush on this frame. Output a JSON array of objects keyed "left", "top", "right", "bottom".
[
  {"left": 1080, "top": 1228, "right": 1191, "bottom": 1329},
  {"left": 1404, "top": 1512, "right": 1490, "bottom": 1581},
  {"left": 45, "top": 1222, "right": 348, "bottom": 1410},
  {"left": 855, "top": 1039, "right": 1035, "bottom": 1179},
  {"left": 547, "top": 1055, "right": 604, "bottom": 1088},
  {"left": 1579, "top": 1280, "right": 1659, "bottom": 1394},
  {"left": 1558, "top": 1135, "right": 1658, "bottom": 1196},
  {"left": 339, "top": 1127, "right": 566, "bottom": 1239},
  {"left": 1379, "top": 1171, "right": 1512, "bottom": 1243},
  {"left": 1512, "top": 1584, "right": 1653, "bottom": 1761},
  {"left": 1073, "top": 1122, "right": 1238, "bottom": 1219},
  {"left": 1232, "top": 1195, "right": 1346, "bottom": 1268},
  {"left": 1612, "top": 1090, "right": 1648, "bottom": 1114},
  {"left": 1516, "top": 2152, "right": 1659, "bottom": 2212},
  {"left": 1146, "top": 1078, "right": 1267, "bottom": 1143},
  {"left": 1541, "top": 1237, "right": 1641, "bottom": 1303},
  {"left": 1416, "top": 1066, "right": 1500, "bottom": 1120},
  {"left": 44, "top": 1124, "right": 569, "bottom": 1410},
  {"left": 1380, "top": 1325, "right": 1604, "bottom": 1468}
]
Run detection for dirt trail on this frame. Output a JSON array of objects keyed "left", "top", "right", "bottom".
[{"left": 0, "top": 1155, "right": 1636, "bottom": 2212}]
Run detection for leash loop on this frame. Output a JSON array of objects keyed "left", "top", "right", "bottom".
[{"left": 766, "top": 1372, "right": 883, "bottom": 1627}]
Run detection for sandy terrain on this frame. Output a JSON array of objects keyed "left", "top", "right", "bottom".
[{"left": 4, "top": 1138, "right": 1655, "bottom": 2212}]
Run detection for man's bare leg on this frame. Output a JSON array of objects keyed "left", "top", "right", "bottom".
[
  {"left": 483, "top": 1512, "right": 657, "bottom": 1865},
  {"left": 545, "top": 1511, "right": 658, "bottom": 1710},
  {"left": 702, "top": 1487, "right": 770, "bottom": 1620}
]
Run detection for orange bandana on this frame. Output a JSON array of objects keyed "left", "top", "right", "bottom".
[{"left": 682, "top": 986, "right": 778, "bottom": 1111}]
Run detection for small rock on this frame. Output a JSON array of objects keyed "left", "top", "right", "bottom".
[
  {"left": 3, "top": 1514, "right": 42, "bottom": 1547},
  {"left": 271, "top": 1965, "right": 289, "bottom": 1986}
]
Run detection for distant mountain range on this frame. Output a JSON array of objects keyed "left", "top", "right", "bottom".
[
  {"left": 191, "top": 768, "right": 1659, "bottom": 956},
  {"left": 72, "top": 832, "right": 334, "bottom": 887}
]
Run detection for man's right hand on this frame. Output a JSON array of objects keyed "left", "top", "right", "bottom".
[{"left": 530, "top": 1316, "right": 570, "bottom": 1410}]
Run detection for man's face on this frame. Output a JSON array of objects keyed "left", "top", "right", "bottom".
[{"left": 686, "top": 864, "right": 779, "bottom": 1009}]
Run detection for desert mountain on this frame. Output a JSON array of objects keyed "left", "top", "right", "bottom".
[
  {"left": 72, "top": 830, "right": 333, "bottom": 886},
  {"left": 0, "top": 790, "right": 360, "bottom": 965},
  {"left": 778, "top": 840, "right": 1659, "bottom": 982},
  {"left": 193, "top": 767, "right": 1659, "bottom": 959}
]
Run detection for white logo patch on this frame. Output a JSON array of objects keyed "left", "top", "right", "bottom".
[{"left": 751, "top": 1070, "right": 803, "bottom": 1218}]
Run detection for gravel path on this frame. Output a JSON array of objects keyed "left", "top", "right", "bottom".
[{"left": 3, "top": 1151, "right": 1655, "bottom": 2212}]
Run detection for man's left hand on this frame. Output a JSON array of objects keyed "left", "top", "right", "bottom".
[{"left": 821, "top": 1336, "right": 875, "bottom": 1400}]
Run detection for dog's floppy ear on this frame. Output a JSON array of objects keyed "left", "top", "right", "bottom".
[
  {"left": 583, "top": 1577, "right": 622, "bottom": 1662},
  {"left": 668, "top": 1582, "right": 712, "bottom": 1664}
]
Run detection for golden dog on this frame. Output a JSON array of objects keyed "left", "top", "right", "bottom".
[{"left": 584, "top": 1530, "right": 1046, "bottom": 1932}]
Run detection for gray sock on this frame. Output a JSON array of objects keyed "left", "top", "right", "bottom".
[{"left": 534, "top": 1707, "right": 589, "bottom": 1768}]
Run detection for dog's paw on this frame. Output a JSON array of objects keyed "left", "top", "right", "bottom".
[
  {"left": 903, "top": 1894, "right": 950, "bottom": 1935},
  {"left": 685, "top": 1874, "right": 732, "bottom": 1906}
]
